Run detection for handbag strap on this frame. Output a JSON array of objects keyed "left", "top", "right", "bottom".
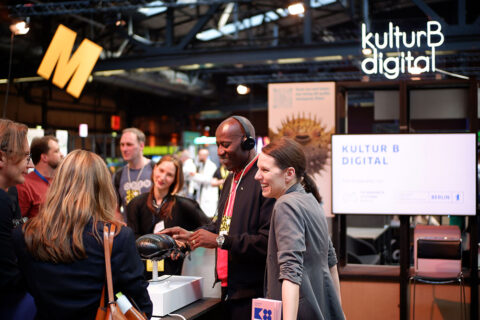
[{"left": 103, "top": 223, "right": 116, "bottom": 307}]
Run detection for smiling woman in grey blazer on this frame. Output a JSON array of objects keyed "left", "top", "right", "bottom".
[{"left": 255, "top": 137, "right": 345, "bottom": 320}]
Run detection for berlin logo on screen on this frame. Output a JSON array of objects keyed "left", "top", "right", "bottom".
[{"left": 361, "top": 21, "right": 445, "bottom": 79}]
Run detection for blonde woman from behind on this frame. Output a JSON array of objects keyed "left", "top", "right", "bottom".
[{"left": 13, "top": 150, "right": 152, "bottom": 320}]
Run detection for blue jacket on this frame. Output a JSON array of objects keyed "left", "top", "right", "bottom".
[{"left": 13, "top": 221, "right": 152, "bottom": 320}]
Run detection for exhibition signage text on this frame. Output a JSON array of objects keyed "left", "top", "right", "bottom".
[{"left": 361, "top": 21, "right": 444, "bottom": 79}]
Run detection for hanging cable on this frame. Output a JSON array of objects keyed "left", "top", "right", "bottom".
[{"left": 3, "top": 32, "right": 14, "bottom": 118}]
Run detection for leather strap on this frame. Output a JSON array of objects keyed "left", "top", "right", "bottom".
[
  {"left": 104, "top": 224, "right": 116, "bottom": 309},
  {"left": 97, "top": 223, "right": 116, "bottom": 319}
]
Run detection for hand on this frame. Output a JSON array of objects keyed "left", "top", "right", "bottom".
[
  {"left": 160, "top": 226, "right": 192, "bottom": 242},
  {"left": 174, "top": 239, "right": 187, "bottom": 248},
  {"left": 170, "top": 240, "right": 188, "bottom": 260},
  {"left": 189, "top": 229, "right": 219, "bottom": 250}
]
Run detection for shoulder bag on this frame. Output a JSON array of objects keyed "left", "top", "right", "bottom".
[{"left": 95, "top": 224, "right": 146, "bottom": 320}]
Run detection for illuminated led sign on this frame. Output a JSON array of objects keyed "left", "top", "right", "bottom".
[{"left": 361, "top": 21, "right": 444, "bottom": 79}]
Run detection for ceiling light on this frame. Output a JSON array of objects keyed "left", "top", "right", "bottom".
[
  {"left": 236, "top": 84, "right": 250, "bottom": 95},
  {"left": 288, "top": 3, "right": 305, "bottom": 15},
  {"left": 409, "top": 66, "right": 422, "bottom": 75},
  {"left": 362, "top": 48, "right": 373, "bottom": 55},
  {"left": 138, "top": 1, "right": 167, "bottom": 16},
  {"left": 218, "top": 2, "right": 235, "bottom": 30},
  {"left": 277, "top": 57, "right": 305, "bottom": 64},
  {"left": 313, "top": 55, "right": 343, "bottom": 62},
  {"left": 10, "top": 20, "right": 30, "bottom": 35}
]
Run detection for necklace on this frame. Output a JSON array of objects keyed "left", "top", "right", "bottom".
[
  {"left": 219, "top": 155, "right": 258, "bottom": 236},
  {"left": 125, "top": 162, "right": 147, "bottom": 205}
]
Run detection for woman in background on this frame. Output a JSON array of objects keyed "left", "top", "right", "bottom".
[
  {"left": 13, "top": 150, "right": 152, "bottom": 320},
  {"left": 127, "top": 155, "right": 210, "bottom": 275},
  {"left": 0, "top": 119, "right": 35, "bottom": 320},
  {"left": 255, "top": 138, "right": 344, "bottom": 320}
]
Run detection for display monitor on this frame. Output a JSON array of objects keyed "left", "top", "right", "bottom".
[{"left": 332, "top": 133, "right": 477, "bottom": 215}]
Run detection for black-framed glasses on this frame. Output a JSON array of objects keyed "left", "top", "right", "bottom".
[{"left": 25, "top": 153, "right": 32, "bottom": 163}]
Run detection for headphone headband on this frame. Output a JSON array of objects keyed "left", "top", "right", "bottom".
[
  {"left": 232, "top": 116, "right": 251, "bottom": 138},
  {"left": 232, "top": 116, "right": 255, "bottom": 150}
]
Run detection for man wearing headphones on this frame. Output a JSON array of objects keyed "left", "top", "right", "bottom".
[{"left": 162, "top": 116, "right": 274, "bottom": 319}]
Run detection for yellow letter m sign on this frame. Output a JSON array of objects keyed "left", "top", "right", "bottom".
[{"left": 37, "top": 24, "right": 103, "bottom": 98}]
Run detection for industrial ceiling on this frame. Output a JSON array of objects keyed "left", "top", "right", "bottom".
[{"left": 1, "top": 0, "right": 479, "bottom": 120}]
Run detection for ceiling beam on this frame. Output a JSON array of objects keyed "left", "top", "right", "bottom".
[
  {"left": 95, "top": 36, "right": 480, "bottom": 72},
  {"left": 175, "top": 4, "right": 221, "bottom": 50},
  {"left": 97, "top": 41, "right": 359, "bottom": 71},
  {"left": 8, "top": 0, "right": 250, "bottom": 17}
]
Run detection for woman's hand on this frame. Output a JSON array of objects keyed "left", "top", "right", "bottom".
[
  {"left": 169, "top": 239, "right": 188, "bottom": 260},
  {"left": 159, "top": 226, "right": 191, "bottom": 241},
  {"left": 282, "top": 279, "right": 300, "bottom": 320}
]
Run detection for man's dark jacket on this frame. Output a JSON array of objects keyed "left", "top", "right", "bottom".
[{"left": 204, "top": 160, "right": 275, "bottom": 300}]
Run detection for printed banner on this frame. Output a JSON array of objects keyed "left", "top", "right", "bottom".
[{"left": 268, "top": 82, "right": 335, "bottom": 216}]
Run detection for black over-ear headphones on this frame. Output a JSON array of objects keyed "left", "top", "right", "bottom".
[{"left": 232, "top": 116, "right": 256, "bottom": 150}]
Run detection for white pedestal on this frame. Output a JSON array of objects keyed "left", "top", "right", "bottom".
[
  {"left": 148, "top": 275, "right": 203, "bottom": 317},
  {"left": 181, "top": 247, "right": 221, "bottom": 298}
]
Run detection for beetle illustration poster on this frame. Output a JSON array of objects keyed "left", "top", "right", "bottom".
[{"left": 268, "top": 82, "right": 335, "bottom": 216}]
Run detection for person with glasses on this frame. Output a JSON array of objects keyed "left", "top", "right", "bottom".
[{"left": 0, "top": 119, "right": 35, "bottom": 319}]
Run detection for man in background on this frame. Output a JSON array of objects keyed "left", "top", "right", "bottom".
[
  {"left": 113, "top": 128, "right": 154, "bottom": 221},
  {"left": 191, "top": 148, "right": 218, "bottom": 217},
  {"left": 17, "top": 135, "right": 63, "bottom": 218},
  {"left": 212, "top": 163, "right": 228, "bottom": 197},
  {"left": 179, "top": 149, "right": 196, "bottom": 199}
]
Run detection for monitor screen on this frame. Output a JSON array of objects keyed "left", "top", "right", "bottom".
[{"left": 332, "top": 133, "right": 477, "bottom": 215}]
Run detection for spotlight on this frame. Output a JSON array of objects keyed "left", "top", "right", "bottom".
[
  {"left": 10, "top": 20, "right": 30, "bottom": 35},
  {"left": 409, "top": 66, "right": 422, "bottom": 75},
  {"left": 236, "top": 84, "right": 250, "bottom": 95},
  {"left": 362, "top": 48, "right": 373, "bottom": 55},
  {"left": 287, "top": 3, "right": 305, "bottom": 15},
  {"left": 115, "top": 13, "right": 126, "bottom": 26}
]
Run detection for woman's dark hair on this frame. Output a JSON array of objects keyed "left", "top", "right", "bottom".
[
  {"left": 261, "top": 137, "right": 322, "bottom": 203},
  {"left": 146, "top": 155, "right": 184, "bottom": 220}
]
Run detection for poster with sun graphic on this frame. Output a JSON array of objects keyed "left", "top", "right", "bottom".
[{"left": 268, "top": 82, "right": 335, "bottom": 216}]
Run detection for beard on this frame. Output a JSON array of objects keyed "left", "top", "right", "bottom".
[{"left": 48, "top": 159, "right": 60, "bottom": 169}]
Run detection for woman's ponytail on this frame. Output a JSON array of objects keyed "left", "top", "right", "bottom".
[{"left": 301, "top": 172, "right": 322, "bottom": 204}]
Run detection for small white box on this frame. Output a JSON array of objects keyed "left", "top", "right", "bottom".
[{"left": 148, "top": 275, "right": 203, "bottom": 317}]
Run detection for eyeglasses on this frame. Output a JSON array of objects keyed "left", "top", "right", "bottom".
[{"left": 0, "top": 147, "right": 31, "bottom": 163}]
